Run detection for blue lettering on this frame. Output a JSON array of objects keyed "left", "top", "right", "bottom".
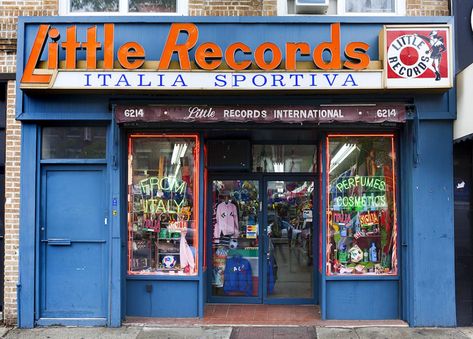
[
  {"left": 311, "top": 74, "right": 317, "bottom": 87},
  {"left": 323, "top": 74, "right": 339, "bottom": 86},
  {"left": 289, "top": 74, "right": 303, "bottom": 87},
  {"left": 97, "top": 73, "right": 112, "bottom": 87},
  {"left": 84, "top": 73, "right": 92, "bottom": 87},
  {"left": 214, "top": 74, "right": 227, "bottom": 87},
  {"left": 233, "top": 74, "right": 246, "bottom": 87},
  {"left": 252, "top": 74, "right": 267, "bottom": 87},
  {"left": 138, "top": 74, "right": 151, "bottom": 87},
  {"left": 157, "top": 74, "right": 164, "bottom": 87},
  {"left": 172, "top": 74, "right": 187, "bottom": 87},
  {"left": 271, "top": 74, "right": 284, "bottom": 87},
  {"left": 115, "top": 74, "right": 131, "bottom": 87},
  {"left": 342, "top": 74, "right": 358, "bottom": 87}
]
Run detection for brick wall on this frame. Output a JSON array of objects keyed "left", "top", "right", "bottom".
[
  {"left": 189, "top": 0, "right": 450, "bottom": 16},
  {"left": 406, "top": 0, "right": 450, "bottom": 16},
  {"left": 1, "top": 0, "right": 58, "bottom": 325},
  {"left": 3, "top": 80, "right": 20, "bottom": 326},
  {"left": 0, "top": 0, "right": 452, "bottom": 326}
]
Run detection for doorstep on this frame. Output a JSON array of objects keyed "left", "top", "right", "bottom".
[{"left": 124, "top": 304, "right": 408, "bottom": 327}]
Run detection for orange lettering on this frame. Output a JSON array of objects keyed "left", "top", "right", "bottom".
[
  {"left": 255, "top": 42, "right": 282, "bottom": 70},
  {"left": 104, "top": 24, "right": 115, "bottom": 69},
  {"left": 21, "top": 24, "right": 51, "bottom": 84},
  {"left": 47, "top": 28, "right": 60, "bottom": 70},
  {"left": 118, "top": 42, "right": 145, "bottom": 69},
  {"left": 344, "top": 42, "right": 370, "bottom": 70},
  {"left": 285, "top": 42, "right": 310, "bottom": 70},
  {"left": 159, "top": 23, "right": 198, "bottom": 70},
  {"left": 61, "top": 26, "right": 81, "bottom": 69},
  {"left": 225, "top": 42, "right": 252, "bottom": 70},
  {"left": 195, "top": 42, "right": 222, "bottom": 70},
  {"left": 82, "top": 26, "right": 102, "bottom": 69},
  {"left": 313, "top": 23, "right": 341, "bottom": 70}
]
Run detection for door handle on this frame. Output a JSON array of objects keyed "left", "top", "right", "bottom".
[
  {"left": 45, "top": 239, "right": 71, "bottom": 246},
  {"left": 42, "top": 239, "right": 106, "bottom": 245}
]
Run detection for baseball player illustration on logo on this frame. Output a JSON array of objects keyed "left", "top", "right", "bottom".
[{"left": 414, "top": 31, "right": 446, "bottom": 81}]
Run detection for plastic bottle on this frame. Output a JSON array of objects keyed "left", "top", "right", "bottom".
[
  {"left": 369, "top": 243, "right": 378, "bottom": 262},
  {"left": 339, "top": 244, "right": 348, "bottom": 264},
  {"left": 340, "top": 225, "right": 347, "bottom": 237}
]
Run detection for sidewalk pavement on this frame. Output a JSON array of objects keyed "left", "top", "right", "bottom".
[{"left": 0, "top": 326, "right": 472, "bottom": 339}]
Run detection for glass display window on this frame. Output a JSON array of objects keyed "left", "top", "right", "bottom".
[
  {"left": 326, "top": 134, "right": 397, "bottom": 276},
  {"left": 127, "top": 134, "right": 199, "bottom": 275}
]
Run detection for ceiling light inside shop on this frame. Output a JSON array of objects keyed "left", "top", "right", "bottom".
[{"left": 329, "top": 143, "right": 357, "bottom": 174}]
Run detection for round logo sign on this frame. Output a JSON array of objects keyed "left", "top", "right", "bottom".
[{"left": 387, "top": 34, "right": 433, "bottom": 79}]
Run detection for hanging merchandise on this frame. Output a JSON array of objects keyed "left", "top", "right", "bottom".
[
  {"left": 223, "top": 255, "right": 253, "bottom": 296},
  {"left": 212, "top": 247, "right": 227, "bottom": 287},
  {"left": 180, "top": 233, "right": 195, "bottom": 273},
  {"left": 214, "top": 198, "right": 239, "bottom": 239}
]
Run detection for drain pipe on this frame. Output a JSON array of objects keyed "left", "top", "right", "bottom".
[{"left": 16, "top": 282, "right": 21, "bottom": 328}]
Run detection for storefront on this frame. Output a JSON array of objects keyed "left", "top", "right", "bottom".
[{"left": 16, "top": 16, "right": 457, "bottom": 327}]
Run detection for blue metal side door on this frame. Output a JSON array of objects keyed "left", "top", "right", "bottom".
[{"left": 39, "top": 165, "right": 108, "bottom": 323}]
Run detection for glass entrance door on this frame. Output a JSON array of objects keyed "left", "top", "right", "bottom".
[
  {"left": 207, "top": 177, "right": 315, "bottom": 304},
  {"left": 209, "top": 179, "right": 261, "bottom": 302},
  {"left": 264, "top": 179, "right": 314, "bottom": 302}
]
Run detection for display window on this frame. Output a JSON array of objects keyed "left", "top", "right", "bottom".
[
  {"left": 326, "top": 134, "right": 397, "bottom": 276},
  {"left": 127, "top": 134, "right": 199, "bottom": 275}
]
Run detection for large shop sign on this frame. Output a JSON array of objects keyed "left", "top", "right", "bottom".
[
  {"left": 20, "top": 23, "right": 452, "bottom": 91},
  {"left": 114, "top": 104, "right": 406, "bottom": 124}
]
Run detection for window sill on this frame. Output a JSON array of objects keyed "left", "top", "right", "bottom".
[{"left": 126, "top": 274, "right": 200, "bottom": 281}]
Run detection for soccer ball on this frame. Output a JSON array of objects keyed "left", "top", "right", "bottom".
[
  {"left": 162, "top": 255, "right": 176, "bottom": 268},
  {"left": 229, "top": 239, "right": 238, "bottom": 249}
]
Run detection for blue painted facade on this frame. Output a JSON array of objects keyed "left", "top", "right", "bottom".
[{"left": 16, "top": 16, "right": 456, "bottom": 327}]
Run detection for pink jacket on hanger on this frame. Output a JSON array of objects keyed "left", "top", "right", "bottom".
[{"left": 214, "top": 201, "right": 239, "bottom": 238}]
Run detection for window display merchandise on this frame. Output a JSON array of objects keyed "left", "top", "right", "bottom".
[
  {"left": 326, "top": 135, "right": 397, "bottom": 276},
  {"left": 211, "top": 180, "right": 259, "bottom": 297},
  {"left": 128, "top": 135, "right": 199, "bottom": 275}
]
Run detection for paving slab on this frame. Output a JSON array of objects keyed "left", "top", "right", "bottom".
[
  {"left": 4, "top": 326, "right": 142, "bottom": 339},
  {"left": 0, "top": 327, "right": 12, "bottom": 337},
  {"left": 316, "top": 327, "right": 358, "bottom": 339},
  {"left": 355, "top": 327, "right": 469, "bottom": 339},
  {"left": 231, "top": 326, "right": 316, "bottom": 339},
  {"left": 137, "top": 326, "right": 232, "bottom": 339},
  {"left": 459, "top": 327, "right": 473, "bottom": 339},
  {"left": 273, "top": 327, "right": 316, "bottom": 339}
]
